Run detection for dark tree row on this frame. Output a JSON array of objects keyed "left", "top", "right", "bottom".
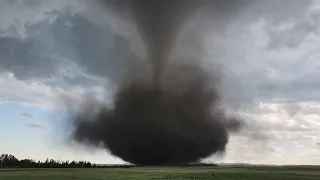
[
  {"left": 0, "top": 154, "right": 95, "bottom": 168},
  {"left": 0, "top": 154, "right": 218, "bottom": 168}
]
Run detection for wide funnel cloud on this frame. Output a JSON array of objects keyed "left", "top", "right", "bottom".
[{"left": 66, "top": 0, "right": 245, "bottom": 165}]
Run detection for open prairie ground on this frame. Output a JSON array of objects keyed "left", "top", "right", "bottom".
[{"left": 0, "top": 166, "right": 320, "bottom": 180}]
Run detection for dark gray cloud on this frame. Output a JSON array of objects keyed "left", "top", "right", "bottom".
[
  {"left": 0, "top": 0, "right": 316, "bottom": 105},
  {"left": 0, "top": 0, "right": 314, "bottom": 86},
  {"left": 0, "top": 10, "right": 130, "bottom": 85},
  {"left": 0, "top": 0, "right": 45, "bottom": 8},
  {"left": 1, "top": 1, "right": 319, "bottom": 115}
]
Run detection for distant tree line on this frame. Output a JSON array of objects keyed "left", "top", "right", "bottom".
[
  {"left": 0, "top": 154, "right": 97, "bottom": 168},
  {"left": 0, "top": 154, "right": 219, "bottom": 168},
  {"left": 0, "top": 154, "right": 136, "bottom": 168}
]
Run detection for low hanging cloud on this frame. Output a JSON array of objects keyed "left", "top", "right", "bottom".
[
  {"left": 20, "top": 112, "right": 33, "bottom": 118},
  {"left": 25, "top": 121, "right": 46, "bottom": 129}
]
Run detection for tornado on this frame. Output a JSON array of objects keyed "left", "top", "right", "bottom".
[{"left": 67, "top": 0, "right": 245, "bottom": 165}]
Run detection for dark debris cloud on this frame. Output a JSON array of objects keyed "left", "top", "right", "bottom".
[{"left": 65, "top": 0, "right": 245, "bottom": 165}]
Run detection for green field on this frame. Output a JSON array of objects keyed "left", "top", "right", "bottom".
[{"left": 1, "top": 166, "right": 320, "bottom": 180}]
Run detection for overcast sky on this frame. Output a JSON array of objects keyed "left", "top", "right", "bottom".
[{"left": 0, "top": 0, "right": 320, "bottom": 165}]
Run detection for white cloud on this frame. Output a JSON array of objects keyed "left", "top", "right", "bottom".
[
  {"left": 0, "top": 72, "right": 102, "bottom": 110},
  {"left": 211, "top": 100, "right": 320, "bottom": 165},
  {"left": 0, "top": 73, "right": 62, "bottom": 109}
]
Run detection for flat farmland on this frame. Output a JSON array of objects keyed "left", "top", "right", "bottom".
[{"left": 0, "top": 166, "right": 319, "bottom": 180}]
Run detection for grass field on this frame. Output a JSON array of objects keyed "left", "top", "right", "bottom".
[{"left": 1, "top": 166, "right": 320, "bottom": 180}]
